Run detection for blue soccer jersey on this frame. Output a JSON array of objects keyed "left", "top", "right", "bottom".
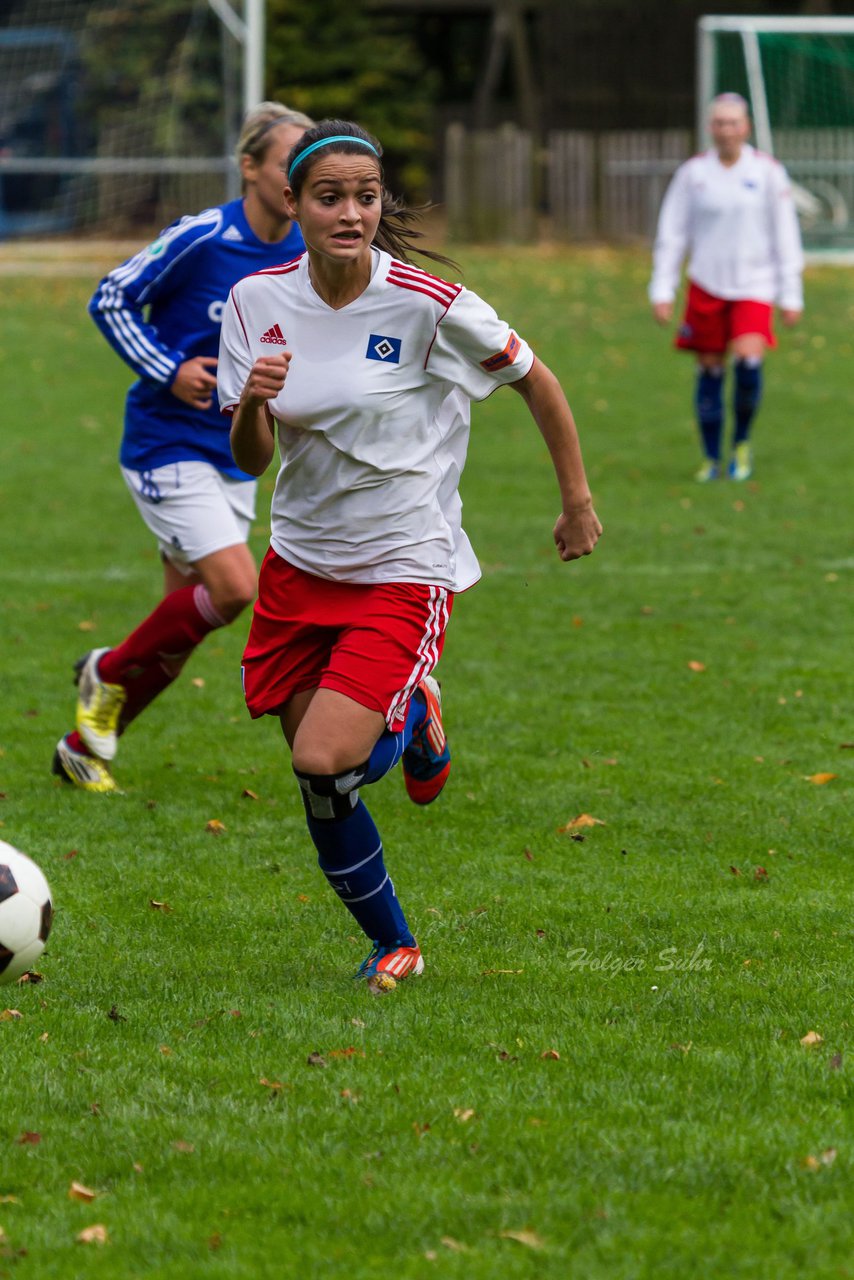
[{"left": 89, "top": 198, "right": 305, "bottom": 479}]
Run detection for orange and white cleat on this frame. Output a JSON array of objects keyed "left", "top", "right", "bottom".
[
  {"left": 354, "top": 940, "right": 425, "bottom": 981},
  {"left": 402, "top": 675, "right": 450, "bottom": 805}
]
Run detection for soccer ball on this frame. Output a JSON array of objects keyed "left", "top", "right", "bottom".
[{"left": 0, "top": 840, "right": 53, "bottom": 985}]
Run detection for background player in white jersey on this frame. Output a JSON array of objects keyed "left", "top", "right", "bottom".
[
  {"left": 53, "top": 102, "right": 312, "bottom": 793},
  {"left": 218, "top": 120, "right": 602, "bottom": 985},
  {"left": 649, "top": 93, "right": 804, "bottom": 482}
]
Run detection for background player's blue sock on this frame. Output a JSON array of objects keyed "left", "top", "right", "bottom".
[
  {"left": 733, "top": 357, "right": 763, "bottom": 444},
  {"left": 695, "top": 366, "right": 725, "bottom": 460},
  {"left": 307, "top": 800, "right": 415, "bottom": 946}
]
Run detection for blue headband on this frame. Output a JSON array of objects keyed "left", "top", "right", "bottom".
[{"left": 287, "top": 135, "right": 379, "bottom": 180}]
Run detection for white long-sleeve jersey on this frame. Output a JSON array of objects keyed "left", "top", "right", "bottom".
[{"left": 649, "top": 145, "right": 804, "bottom": 312}]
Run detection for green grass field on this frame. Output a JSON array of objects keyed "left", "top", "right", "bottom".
[{"left": 0, "top": 244, "right": 851, "bottom": 1279}]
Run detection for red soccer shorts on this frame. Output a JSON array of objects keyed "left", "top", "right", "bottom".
[
  {"left": 676, "top": 282, "right": 776, "bottom": 353},
  {"left": 241, "top": 549, "right": 453, "bottom": 730}
]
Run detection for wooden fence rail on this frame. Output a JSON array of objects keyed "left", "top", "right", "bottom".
[{"left": 444, "top": 124, "right": 854, "bottom": 248}]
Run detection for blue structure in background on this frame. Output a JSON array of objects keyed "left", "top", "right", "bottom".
[{"left": 0, "top": 27, "right": 83, "bottom": 239}]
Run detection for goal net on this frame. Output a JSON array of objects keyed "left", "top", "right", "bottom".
[
  {"left": 0, "top": 0, "right": 262, "bottom": 240},
  {"left": 698, "top": 16, "right": 854, "bottom": 259}
]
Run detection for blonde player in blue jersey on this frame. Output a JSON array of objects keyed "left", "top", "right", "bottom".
[
  {"left": 218, "top": 119, "right": 602, "bottom": 984},
  {"left": 53, "top": 102, "right": 312, "bottom": 793}
]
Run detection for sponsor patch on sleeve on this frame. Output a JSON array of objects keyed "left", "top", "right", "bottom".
[{"left": 480, "top": 332, "right": 521, "bottom": 372}]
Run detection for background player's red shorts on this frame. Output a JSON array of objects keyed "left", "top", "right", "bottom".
[
  {"left": 676, "top": 282, "right": 776, "bottom": 353},
  {"left": 241, "top": 549, "right": 453, "bottom": 731}
]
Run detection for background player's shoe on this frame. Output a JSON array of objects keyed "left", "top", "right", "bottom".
[
  {"left": 75, "top": 648, "right": 126, "bottom": 761},
  {"left": 728, "top": 442, "right": 753, "bottom": 481},
  {"left": 403, "top": 675, "right": 450, "bottom": 805},
  {"left": 354, "top": 940, "right": 424, "bottom": 980},
  {"left": 52, "top": 734, "right": 117, "bottom": 793},
  {"left": 695, "top": 458, "right": 720, "bottom": 483}
]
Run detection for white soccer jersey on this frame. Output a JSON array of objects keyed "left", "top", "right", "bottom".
[
  {"left": 218, "top": 249, "right": 534, "bottom": 590},
  {"left": 649, "top": 145, "right": 804, "bottom": 311}
]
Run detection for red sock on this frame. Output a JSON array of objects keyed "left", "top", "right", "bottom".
[
  {"left": 99, "top": 584, "right": 226, "bottom": 684},
  {"left": 118, "top": 661, "right": 183, "bottom": 735}
]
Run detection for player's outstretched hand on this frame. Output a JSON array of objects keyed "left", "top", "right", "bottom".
[
  {"left": 172, "top": 355, "right": 219, "bottom": 409},
  {"left": 780, "top": 308, "right": 802, "bottom": 328},
  {"left": 652, "top": 302, "right": 673, "bottom": 326},
  {"left": 241, "top": 352, "right": 292, "bottom": 407},
  {"left": 553, "top": 504, "right": 602, "bottom": 562}
]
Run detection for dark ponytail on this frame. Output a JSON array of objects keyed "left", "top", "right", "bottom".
[{"left": 286, "top": 119, "right": 458, "bottom": 272}]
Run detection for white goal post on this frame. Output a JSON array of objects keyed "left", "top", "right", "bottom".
[{"left": 697, "top": 15, "right": 854, "bottom": 260}]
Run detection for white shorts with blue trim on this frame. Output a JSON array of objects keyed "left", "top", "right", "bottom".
[{"left": 120, "top": 461, "right": 257, "bottom": 572}]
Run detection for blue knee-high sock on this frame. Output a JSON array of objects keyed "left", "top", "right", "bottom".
[
  {"left": 733, "top": 358, "right": 763, "bottom": 444},
  {"left": 695, "top": 366, "right": 724, "bottom": 461},
  {"left": 358, "top": 692, "right": 425, "bottom": 785},
  {"left": 305, "top": 799, "right": 415, "bottom": 946}
]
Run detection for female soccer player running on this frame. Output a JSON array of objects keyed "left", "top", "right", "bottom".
[
  {"left": 53, "top": 103, "right": 312, "bottom": 792},
  {"left": 218, "top": 120, "right": 602, "bottom": 983},
  {"left": 649, "top": 93, "right": 804, "bottom": 482}
]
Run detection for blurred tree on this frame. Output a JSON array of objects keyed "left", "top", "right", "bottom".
[
  {"left": 81, "top": 0, "right": 226, "bottom": 154},
  {"left": 266, "top": 0, "right": 438, "bottom": 198}
]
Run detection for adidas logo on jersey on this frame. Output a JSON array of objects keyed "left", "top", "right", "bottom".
[
  {"left": 260, "top": 323, "right": 287, "bottom": 345},
  {"left": 222, "top": 224, "right": 244, "bottom": 242}
]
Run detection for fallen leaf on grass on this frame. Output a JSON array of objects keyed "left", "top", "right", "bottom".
[
  {"left": 68, "top": 1182, "right": 98, "bottom": 1203},
  {"left": 413, "top": 1122, "right": 431, "bottom": 1137},
  {"left": 440, "top": 1236, "right": 469, "bottom": 1253},
  {"left": 259, "top": 1077, "right": 288, "bottom": 1093},
  {"left": 172, "top": 1141, "right": 194, "bottom": 1154},
  {"left": 191, "top": 677, "right": 205, "bottom": 688},
  {"left": 208, "top": 1233, "right": 222, "bottom": 1251},
  {"left": 804, "top": 773, "right": 837, "bottom": 785},
  {"left": 829, "top": 1052, "right": 843, "bottom": 1071},
  {"left": 687, "top": 660, "right": 706, "bottom": 672},
  {"left": 453, "top": 1108, "right": 476, "bottom": 1123},
  {"left": 306, "top": 1052, "right": 327, "bottom": 1068},
  {"left": 800, "top": 1031, "right": 824, "bottom": 1047},
  {"left": 242, "top": 788, "right": 259, "bottom": 800},
  {"left": 107, "top": 1005, "right": 125, "bottom": 1022},
  {"left": 76, "top": 1224, "right": 108, "bottom": 1245},
  {"left": 0, "top": 1196, "right": 20, "bottom": 1205},
  {"left": 499, "top": 1228, "right": 545, "bottom": 1250},
  {"left": 205, "top": 819, "right": 227, "bottom": 835},
  {"left": 540, "top": 1049, "right": 560, "bottom": 1060},
  {"left": 754, "top": 867, "right": 769, "bottom": 882},
  {"left": 149, "top": 900, "right": 172, "bottom": 913},
  {"left": 366, "top": 974, "right": 396, "bottom": 996},
  {"left": 557, "top": 814, "right": 606, "bottom": 834},
  {"left": 17, "top": 971, "right": 44, "bottom": 985},
  {"left": 729, "top": 866, "right": 742, "bottom": 876},
  {"left": 15, "top": 1132, "right": 40, "bottom": 1145},
  {"left": 481, "top": 969, "right": 523, "bottom": 976},
  {"left": 77, "top": 620, "right": 96, "bottom": 633},
  {"left": 802, "top": 1149, "right": 836, "bottom": 1172},
  {"left": 0, "top": 1009, "right": 22, "bottom": 1021}
]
